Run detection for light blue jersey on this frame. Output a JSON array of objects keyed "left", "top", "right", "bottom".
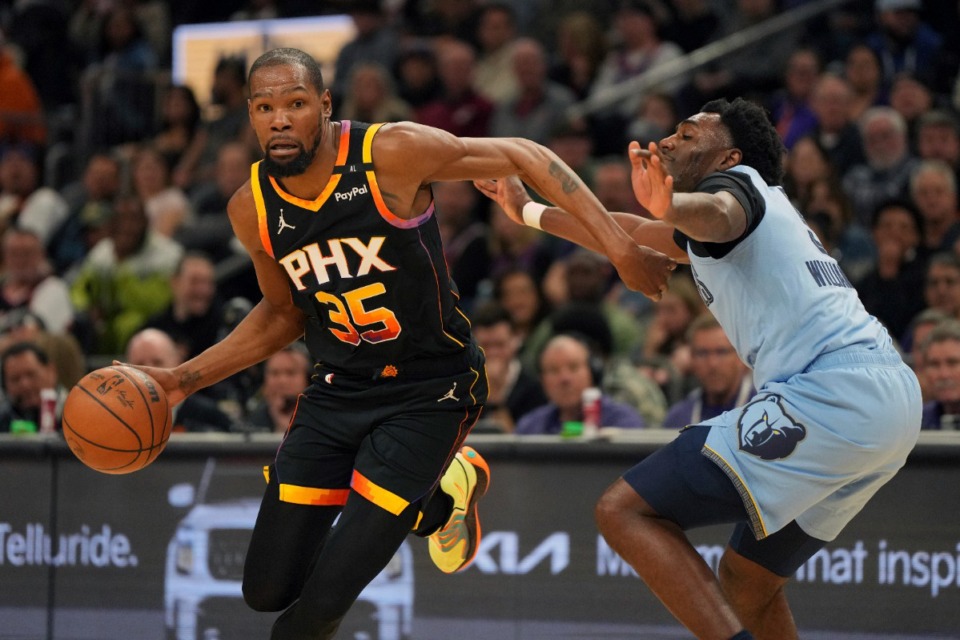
[{"left": 681, "top": 165, "right": 922, "bottom": 542}]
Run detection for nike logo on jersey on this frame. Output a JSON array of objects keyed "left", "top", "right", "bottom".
[
  {"left": 278, "top": 237, "right": 396, "bottom": 290},
  {"left": 334, "top": 184, "right": 369, "bottom": 202},
  {"left": 277, "top": 208, "right": 296, "bottom": 234}
]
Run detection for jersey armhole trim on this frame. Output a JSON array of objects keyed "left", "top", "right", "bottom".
[
  {"left": 364, "top": 122, "right": 436, "bottom": 229},
  {"left": 250, "top": 161, "right": 274, "bottom": 258}
]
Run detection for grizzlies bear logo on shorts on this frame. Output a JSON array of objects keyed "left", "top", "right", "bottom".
[{"left": 737, "top": 395, "right": 806, "bottom": 460}]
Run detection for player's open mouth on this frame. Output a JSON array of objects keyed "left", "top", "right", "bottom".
[{"left": 269, "top": 143, "right": 301, "bottom": 158}]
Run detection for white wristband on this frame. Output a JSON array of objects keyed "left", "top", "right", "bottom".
[{"left": 522, "top": 202, "right": 547, "bottom": 230}]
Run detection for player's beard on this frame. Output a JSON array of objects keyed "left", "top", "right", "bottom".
[{"left": 263, "top": 125, "right": 323, "bottom": 178}]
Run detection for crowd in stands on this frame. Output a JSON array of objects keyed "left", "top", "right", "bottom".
[{"left": 2, "top": 0, "right": 960, "bottom": 434}]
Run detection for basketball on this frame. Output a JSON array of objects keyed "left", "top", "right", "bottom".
[{"left": 63, "top": 365, "right": 173, "bottom": 475}]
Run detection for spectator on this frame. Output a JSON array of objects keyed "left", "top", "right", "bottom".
[
  {"left": 809, "top": 73, "right": 866, "bottom": 177},
  {"left": 592, "top": 156, "right": 646, "bottom": 217},
  {"left": 843, "top": 106, "right": 919, "bottom": 227},
  {"left": 70, "top": 195, "right": 183, "bottom": 355},
  {"left": 393, "top": 42, "right": 442, "bottom": 109},
  {"left": 244, "top": 341, "right": 311, "bottom": 433},
  {"left": 626, "top": 91, "right": 680, "bottom": 148},
  {"left": 472, "top": 3, "right": 520, "bottom": 104},
  {"left": 336, "top": 62, "right": 412, "bottom": 124},
  {"left": 769, "top": 47, "right": 821, "bottom": 150},
  {"left": 784, "top": 135, "right": 833, "bottom": 204},
  {"left": 489, "top": 38, "right": 575, "bottom": 145},
  {"left": 0, "top": 228, "right": 73, "bottom": 335},
  {"left": 911, "top": 160, "right": 960, "bottom": 255},
  {"left": 888, "top": 72, "right": 935, "bottom": 148},
  {"left": 492, "top": 266, "right": 550, "bottom": 361},
  {"left": 903, "top": 307, "right": 950, "bottom": 400},
  {"left": 331, "top": 1, "right": 399, "bottom": 104},
  {"left": 152, "top": 84, "right": 202, "bottom": 169},
  {"left": 546, "top": 118, "right": 598, "bottom": 189},
  {"left": 866, "top": 0, "right": 944, "bottom": 90},
  {"left": 515, "top": 333, "right": 645, "bottom": 435},
  {"left": 125, "top": 328, "right": 233, "bottom": 433},
  {"left": 174, "top": 55, "right": 252, "bottom": 190},
  {"left": 548, "top": 11, "right": 607, "bottom": 101},
  {"left": 855, "top": 199, "right": 926, "bottom": 341},
  {"left": 918, "top": 319, "right": 960, "bottom": 429},
  {"left": 0, "top": 341, "right": 64, "bottom": 434},
  {"left": 844, "top": 43, "right": 887, "bottom": 122},
  {"left": 434, "top": 181, "right": 489, "bottom": 310},
  {"left": 799, "top": 176, "right": 876, "bottom": 283},
  {"left": 0, "top": 142, "right": 69, "bottom": 247},
  {"left": 487, "top": 203, "right": 555, "bottom": 284},
  {"left": 142, "top": 252, "right": 221, "bottom": 362},
  {"left": 414, "top": 39, "right": 494, "bottom": 138},
  {"left": 131, "top": 144, "right": 193, "bottom": 238},
  {"left": 922, "top": 252, "right": 960, "bottom": 321},
  {"left": 0, "top": 35, "right": 46, "bottom": 145},
  {"left": 470, "top": 302, "right": 546, "bottom": 432},
  {"left": 915, "top": 110, "right": 960, "bottom": 184},
  {"left": 0, "top": 309, "right": 86, "bottom": 391},
  {"left": 662, "top": 315, "right": 755, "bottom": 430}
]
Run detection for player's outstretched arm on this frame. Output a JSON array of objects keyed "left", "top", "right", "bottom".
[
  {"left": 129, "top": 184, "right": 305, "bottom": 405},
  {"left": 473, "top": 176, "right": 689, "bottom": 264},
  {"left": 630, "top": 141, "right": 746, "bottom": 243},
  {"left": 373, "top": 123, "right": 676, "bottom": 299}
]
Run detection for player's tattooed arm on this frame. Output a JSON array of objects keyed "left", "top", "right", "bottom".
[
  {"left": 178, "top": 370, "right": 202, "bottom": 395},
  {"left": 548, "top": 161, "right": 579, "bottom": 194}
]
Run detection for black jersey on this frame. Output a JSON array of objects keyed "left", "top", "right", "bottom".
[{"left": 250, "top": 120, "right": 474, "bottom": 376}]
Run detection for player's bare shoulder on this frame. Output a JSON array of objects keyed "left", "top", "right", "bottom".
[
  {"left": 372, "top": 121, "right": 464, "bottom": 176},
  {"left": 226, "top": 179, "right": 260, "bottom": 246}
]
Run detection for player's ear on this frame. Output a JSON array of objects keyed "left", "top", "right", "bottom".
[{"left": 718, "top": 148, "right": 742, "bottom": 171}]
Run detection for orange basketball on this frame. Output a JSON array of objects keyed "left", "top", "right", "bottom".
[{"left": 63, "top": 365, "right": 172, "bottom": 474}]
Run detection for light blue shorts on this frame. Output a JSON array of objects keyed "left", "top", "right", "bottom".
[{"left": 702, "top": 347, "right": 922, "bottom": 541}]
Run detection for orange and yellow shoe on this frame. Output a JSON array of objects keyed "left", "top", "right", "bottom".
[{"left": 428, "top": 446, "right": 490, "bottom": 574}]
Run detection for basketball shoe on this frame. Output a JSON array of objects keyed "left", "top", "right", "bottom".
[{"left": 428, "top": 446, "right": 490, "bottom": 573}]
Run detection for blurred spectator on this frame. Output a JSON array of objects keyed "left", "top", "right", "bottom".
[
  {"left": 70, "top": 195, "right": 183, "bottom": 355},
  {"left": 922, "top": 252, "right": 960, "bottom": 321},
  {"left": 434, "top": 181, "right": 489, "bottom": 310},
  {"left": 592, "top": 156, "right": 645, "bottom": 216},
  {"left": 0, "top": 341, "right": 64, "bottom": 434},
  {"left": 911, "top": 160, "right": 960, "bottom": 254},
  {"left": 809, "top": 73, "right": 866, "bottom": 177},
  {"left": 662, "top": 314, "right": 755, "bottom": 430},
  {"left": 546, "top": 118, "right": 598, "bottom": 188},
  {"left": 393, "top": 42, "right": 442, "bottom": 109},
  {"left": 414, "top": 39, "right": 494, "bottom": 138},
  {"left": 180, "top": 141, "right": 251, "bottom": 263},
  {"left": 331, "top": 0, "right": 399, "bottom": 104},
  {"left": 515, "top": 333, "right": 645, "bottom": 434},
  {"left": 905, "top": 307, "right": 950, "bottom": 399},
  {"left": 244, "top": 341, "right": 311, "bottom": 433},
  {"left": 142, "top": 252, "right": 221, "bottom": 362},
  {"left": 784, "top": 135, "right": 833, "bottom": 204},
  {"left": 131, "top": 144, "right": 193, "bottom": 238},
  {"left": 855, "top": 199, "right": 926, "bottom": 341},
  {"left": 487, "top": 204, "right": 554, "bottom": 284},
  {"left": 660, "top": 0, "right": 720, "bottom": 54},
  {"left": 626, "top": 91, "right": 679, "bottom": 148},
  {"left": 638, "top": 271, "right": 705, "bottom": 403},
  {"left": 0, "top": 142, "right": 68, "bottom": 247},
  {"left": 489, "top": 38, "right": 575, "bottom": 145},
  {"left": 769, "top": 47, "right": 821, "bottom": 150},
  {"left": 152, "top": 84, "right": 202, "bottom": 170},
  {"left": 844, "top": 43, "right": 887, "bottom": 122},
  {"left": 336, "top": 62, "right": 412, "bottom": 124},
  {"left": 470, "top": 302, "right": 546, "bottom": 433},
  {"left": 799, "top": 176, "right": 875, "bottom": 283},
  {"left": 174, "top": 55, "right": 252, "bottom": 190},
  {"left": 230, "top": 0, "right": 280, "bottom": 21},
  {"left": 0, "top": 228, "right": 73, "bottom": 335},
  {"left": 473, "top": 3, "right": 520, "bottom": 104},
  {"left": 125, "top": 327, "right": 233, "bottom": 432},
  {"left": 492, "top": 266, "right": 551, "bottom": 358},
  {"left": 400, "top": 0, "right": 480, "bottom": 44},
  {"left": 548, "top": 11, "right": 607, "bottom": 101},
  {"left": 843, "top": 106, "right": 919, "bottom": 227},
  {"left": 888, "top": 72, "right": 934, "bottom": 147},
  {"left": 0, "top": 308, "right": 85, "bottom": 390},
  {"left": 0, "top": 36, "right": 46, "bottom": 145},
  {"left": 918, "top": 319, "right": 960, "bottom": 429},
  {"left": 866, "top": 0, "right": 943, "bottom": 90},
  {"left": 915, "top": 110, "right": 960, "bottom": 183}
]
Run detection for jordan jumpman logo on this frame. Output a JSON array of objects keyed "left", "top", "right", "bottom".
[{"left": 277, "top": 208, "right": 296, "bottom": 234}]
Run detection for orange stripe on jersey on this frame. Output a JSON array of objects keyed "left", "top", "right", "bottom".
[
  {"left": 278, "top": 484, "right": 350, "bottom": 506},
  {"left": 336, "top": 119, "right": 352, "bottom": 164},
  {"left": 351, "top": 470, "right": 409, "bottom": 515},
  {"left": 362, "top": 122, "right": 435, "bottom": 228},
  {"left": 250, "top": 161, "right": 274, "bottom": 258}
]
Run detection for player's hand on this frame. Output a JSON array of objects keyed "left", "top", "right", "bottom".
[
  {"left": 609, "top": 243, "right": 677, "bottom": 301},
  {"left": 473, "top": 176, "right": 530, "bottom": 225},
  {"left": 629, "top": 141, "right": 674, "bottom": 220},
  {"left": 114, "top": 361, "right": 187, "bottom": 407}
]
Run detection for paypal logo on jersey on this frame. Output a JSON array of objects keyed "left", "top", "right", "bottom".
[
  {"left": 334, "top": 185, "right": 369, "bottom": 202},
  {"left": 737, "top": 395, "right": 806, "bottom": 460}
]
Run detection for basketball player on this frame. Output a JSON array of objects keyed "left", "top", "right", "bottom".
[
  {"left": 475, "top": 97, "right": 922, "bottom": 640},
  {"left": 130, "top": 48, "right": 675, "bottom": 640}
]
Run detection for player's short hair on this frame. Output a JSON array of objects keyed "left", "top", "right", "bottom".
[
  {"left": 248, "top": 48, "right": 325, "bottom": 95},
  {"left": 701, "top": 98, "right": 785, "bottom": 186}
]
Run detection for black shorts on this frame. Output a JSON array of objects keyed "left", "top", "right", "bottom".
[
  {"left": 623, "top": 425, "right": 827, "bottom": 577},
  {"left": 271, "top": 349, "right": 487, "bottom": 516}
]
